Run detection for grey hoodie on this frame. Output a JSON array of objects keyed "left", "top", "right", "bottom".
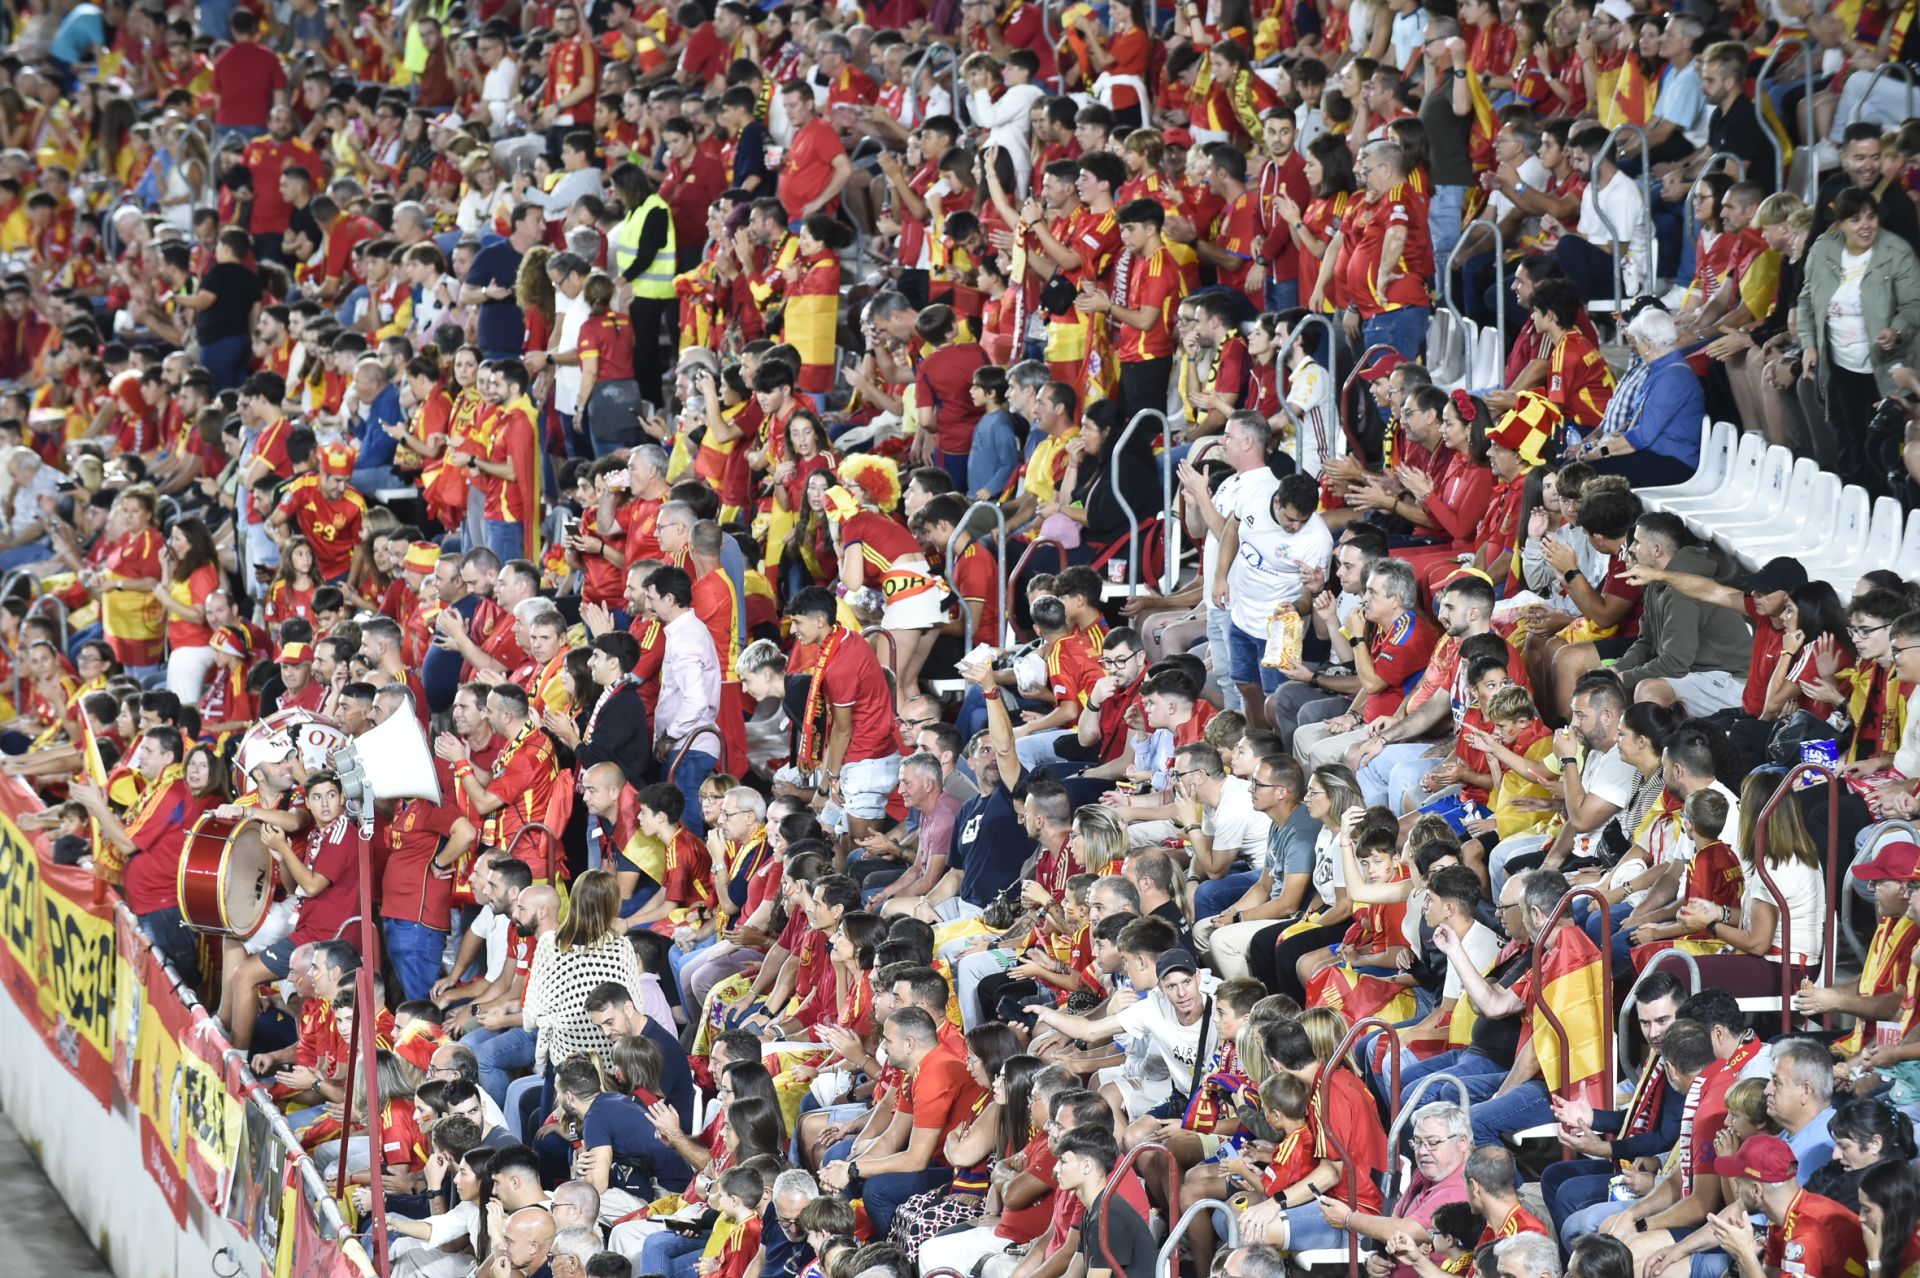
[{"left": 1612, "top": 545, "right": 1753, "bottom": 691}]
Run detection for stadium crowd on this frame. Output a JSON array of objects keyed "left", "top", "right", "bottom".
[{"left": 18, "top": 0, "right": 1920, "bottom": 1277}]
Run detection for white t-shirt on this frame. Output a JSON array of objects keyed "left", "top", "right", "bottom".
[
  {"left": 1226, "top": 491, "right": 1335, "bottom": 636},
  {"left": 1444, "top": 920, "right": 1504, "bottom": 1001},
  {"left": 1203, "top": 776, "right": 1276, "bottom": 861},
  {"left": 552, "top": 289, "right": 591, "bottom": 414},
  {"left": 473, "top": 905, "right": 510, "bottom": 981},
  {"left": 1310, "top": 827, "right": 1348, "bottom": 910},
  {"left": 1490, "top": 155, "right": 1553, "bottom": 232},
  {"left": 1569, "top": 743, "right": 1640, "bottom": 859},
  {"left": 1828, "top": 248, "right": 1874, "bottom": 373},
  {"left": 482, "top": 57, "right": 520, "bottom": 131},
  {"left": 1741, "top": 856, "right": 1825, "bottom": 965},
  {"left": 1285, "top": 360, "right": 1341, "bottom": 478},
  {"left": 1205, "top": 468, "right": 1274, "bottom": 622},
  {"left": 1116, "top": 987, "right": 1224, "bottom": 1096},
  {"left": 1577, "top": 170, "right": 1648, "bottom": 293}
]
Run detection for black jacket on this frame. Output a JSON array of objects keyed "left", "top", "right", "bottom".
[{"left": 575, "top": 680, "right": 652, "bottom": 787}]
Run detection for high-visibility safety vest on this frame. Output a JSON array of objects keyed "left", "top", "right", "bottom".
[{"left": 612, "top": 194, "right": 676, "bottom": 300}]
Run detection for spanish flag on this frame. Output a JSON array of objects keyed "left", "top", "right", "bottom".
[
  {"left": 1603, "top": 56, "right": 1656, "bottom": 130},
  {"left": 1520, "top": 924, "right": 1610, "bottom": 1105},
  {"left": 1837, "top": 914, "right": 1919, "bottom": 1056}
]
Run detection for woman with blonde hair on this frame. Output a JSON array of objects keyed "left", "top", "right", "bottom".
[
  {"left": 1704, "top": 190, "right": 1812, "bottom": 447},
  {"left": 1073, "top": 803, "right": 1128, "bottom": 874}
]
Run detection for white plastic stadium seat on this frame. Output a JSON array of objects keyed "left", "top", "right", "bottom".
[
  {"left": 1813, "top": 494, "right": 1912, "bottom": 585},
  {"left": 1727, "top": 469, "right": 1842, "bottom": 568},
  {"left": 1797, "top": 484, "right": 1873, "bottom": 584},
  {"left": 1640, "top": 420, "right": 1731, "bottom": 509},
  {"left": 1684, "top": 447, "right": 1793, "bottom": 541},
  {"left": 1706, "top": 456, "right": 1817, "bottom": 551},
  {"left": 1471, "top": 320, "right": 1503, "bottom": 389},
  {"left": 1659, "top": 432, "right": 1768, "bottom": 522},
  {"left": 1428, "top": 310, "right": 1468, "bottom": 389},
  {"left": 1092, "top": 74, "right": 1149, "bottom": 114},
  {"left": 1897, "top": 508, "right": 1920, "bottom": 580}
]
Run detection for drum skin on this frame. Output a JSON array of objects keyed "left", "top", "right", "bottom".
[{"left": 177, "top": 812, "right": 272, "bottom": 938}]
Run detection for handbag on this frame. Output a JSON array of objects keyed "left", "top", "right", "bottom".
[{"left": 1765, "top": 708, "right": 1842, "bottom": 769}]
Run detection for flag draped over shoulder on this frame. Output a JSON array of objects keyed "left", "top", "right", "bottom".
[
  {"left": 1521, "top": 925, "right": 1609, "bottom": 1105},
  {"left": 1602, "top": 56, "right": 1655, "bottom": 130}
]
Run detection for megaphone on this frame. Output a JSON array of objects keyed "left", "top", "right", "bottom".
[{"left": 335, "top": 709, "right": 444, "bottom": 832}]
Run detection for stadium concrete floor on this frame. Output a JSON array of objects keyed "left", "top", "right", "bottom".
[{"left": 0, "top": 1110, "right": 109, "bottom": 1275}]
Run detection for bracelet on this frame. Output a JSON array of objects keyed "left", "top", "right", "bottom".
[
  {"left": 984, "top": 687, "right": 1001, "bottom": 701},
  {"left": 1558, "top": 756, "right": 1578, "bottom": 767},
  {"left": 453, "top": 761, "right": 474, "bottom": 779}
]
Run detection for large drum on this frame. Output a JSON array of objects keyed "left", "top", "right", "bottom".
[{"left": 176, "top": 812, "right": 274, "bottom": 938}]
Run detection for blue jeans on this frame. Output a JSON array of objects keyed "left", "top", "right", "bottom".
[
  {"left": 1194, "top": 870, "right": 1259, "bottom": 921},
  {"left": 1363, "top": 307, "right": 1430, "bottom": 361},
  {"left": 1565, "top": 1196, "right": 1635, "bottom": 1244},
  {"left": 200, "top": 332, "right": 252, "bottom": 391},
  {"left": 1207, "top": 604, "right": 1243, "bottom": 713},
  {"left": 1462, "top": 1074, "right": 1553, "bottom": 1146},
  {"left": 666, "top": 933, "right": 718, "bottom": 1008},
  {"left": 1356, "top": 741, "right": 1443, "bottom": 809},
  {"left": 640, "top": 1230, "right": 703, "bottom": 1278},
  {"left": 139, "top": 907, "right": 200, "bottom": 979},
  {"left": 1542, "top": 1157, "right": 1620, "bottom": 1234},
  {"left": 1266, "top": 277, "right": 1301, "bottom": 312},
  {"left": 862, "top": 1166, "right": 952, "bottom": 1234},
  {"left": 352, "top": 464, "right": 403, "bottom": 494},
  {"left": 670, "top": 751, "right": 716, "bottom": 837},
  {"left": 483, "top": 519, "right": 523, "bottom": 564},
  {"left": 383, "top": 918, "right": 447, "bottom": 1002},
  {"left": 0, "top": 538, "right": 50, "bottom": 570},
  {"left": 465, "top": 1024, "right": 535, "bottom": 1104},
  {"left": 1429, "top": 185, "right": 1469, "bottom": 276},
  {"left": 1226, "top": 621, "right": 1284, "bottom": 694}
]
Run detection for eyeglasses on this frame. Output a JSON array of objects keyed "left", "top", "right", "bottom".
[
  {"left": 1851, "top": 622, "right": 1892, "bottom": 637},
  {"left": 1249, "top": 778, "right": 1287, "bottom": 791},
  {"left": 1099, "top": 651, "right": 1139, "bottom": 669},
  {"left": 1411, "top": 1135, "right": 1459, "bottom": 1150},
  {"left": 1895, "top": 644, "right": 1920, "bottom": 658}
]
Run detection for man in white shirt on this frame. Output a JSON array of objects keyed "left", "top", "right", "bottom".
[
  {"left": 1555, "top": 123, "right": 1648, "bottom": 302},
  {"left": 646, "top": 564, "right": 721, "bottom": 814},
  {"left": 1204, "top": 426, "right": 1334, "bottom": 730},
  {"left": 1035, "top": 943, "right": 1222, "bottom": 1121},
  {"left": 965, "top": 49, "right": 1046, "bottom": 196}
]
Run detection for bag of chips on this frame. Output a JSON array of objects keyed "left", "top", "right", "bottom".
[{"left": 1261, "top": 606, "right": 1305, "bottom": 669}]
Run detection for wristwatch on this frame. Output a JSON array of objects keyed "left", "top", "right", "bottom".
[{"left": 848, "top": 1160, "right": 861, "bottom": 1182}]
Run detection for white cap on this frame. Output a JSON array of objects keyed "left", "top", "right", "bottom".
[{"left": 1599, "top": 0, "right": 1634, "bottom": 22}]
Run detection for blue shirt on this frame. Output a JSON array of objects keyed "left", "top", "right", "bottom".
[
  {"left": 466, "top": 240, "right": 526, "bottom": 355},
  {"left": 356, "top": 384, "right": 404, "bottom": 471},
  {"left": 1655, "top": 62, "right": 1708, "bottom": 142},
  {"left": 968, "top": 409, "right": 1019, "bottom": 499},
  {"left": 50, "top": 4, "right": 104, "bottom": 64},
  {"left": 1623, "top": 350, "right": 1704, "bottom": 464},
  {"left": 1786, "top": 1105, "right": 1835, "bottom": 1184}
]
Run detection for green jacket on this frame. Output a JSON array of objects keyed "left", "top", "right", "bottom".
[{"left": 1796, "top": 226, "right": 1920, "bottom": 398}]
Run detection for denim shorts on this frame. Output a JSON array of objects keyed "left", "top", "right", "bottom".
[
  {"left": 839, "top": 753, "right": 902, "bottom": 820},
  {"left": 1225, "top": 621, "right": 1282, "bottom": 693}
]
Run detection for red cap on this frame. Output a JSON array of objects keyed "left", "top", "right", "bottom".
[
  {"left": 1855, "top": 839, "right": 1920, "bottom": 881},
  {"left": 1359, "top": 351, "right": 1408, "bottom": 382},
  {"left": 1712, "top": 1134, "right": 1797, "bottom": 1184}
]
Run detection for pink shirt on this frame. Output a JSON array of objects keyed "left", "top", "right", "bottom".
[
  {"left": 1389, "top": 1165, "right": 1469, "bottom": 1278},
  {"left": 655, "top": 609, "right": 721, "bottom": 744}
]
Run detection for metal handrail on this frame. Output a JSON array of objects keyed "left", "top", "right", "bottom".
[
  {"left": 1272, "top": 314, "right": 1339, "bottom": 478},
  {"left": 1100, "top": 1141, "right": 1179, "bottom": 1278},
  {"left": 1681, "top": 151, "right": 1748, "bottom": 304},
  {"left": 1527, "top": 885, "right": 1615, "bottom": 1160},
  {"left": 1158, "top": 1198, "right": 1235, "bottom": 1278},
  {"left": 1852, "top": 60, "right": 1919, "bottom": 128},
  {"left": 1804, "top": 40, "right": 1822, "bottom": 201},
  {"left": 860, "top": 624, "right": 899, "bottom": 672},
  {"left": 27, "top": 593, "right": 68, "bottom": 655},
  {"left": 1599, "top": 124, "right": 1654, "bottom": 307},
  {"left": 1617, "top": 950, "right": 1701, "bottom": 1080},
  {"left": 1751, "top": 762, "right": 1840, "bottom": 1034},
  {"left": 1847, "top": 820, "right": 1920, "bottom": 964},
  {"left": 1108, "top": 409, "right": 1170, "bottom": 596},
  {"left": 1315, "top": 1015, "right": 1400, "bottom": 1278},
  {"left": 668, "top": 728, "right": 726, "bottom": 782},
  {"left": 1340, "top": 343, "right": 1401, "bottom": 467},
  {"left": 503, "top": 818, "right": 562, "bottom": 883},
  {"left": 946, "top": 500, "right": 1009, "bottom": 647},
  {"left": 1007, "top": 536, "right": 1069, "bottom": 584},
  {"left": 1442, "top": 215, "right": 1504, "bottom": 340},
  {"left": 1756, "top": 39, "right": 1807, "bottom": 194},
  {"left": 909, "top": 41, "right": 962, "bottom": 130}
]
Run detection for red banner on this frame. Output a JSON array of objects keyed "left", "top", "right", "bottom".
[{"left": 0, "top": 775, "right": 116, "bottom": 1106}]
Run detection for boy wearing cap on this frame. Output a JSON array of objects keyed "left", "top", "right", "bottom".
[
  {"left": 271, "top": 442, "right": 367, "bottom": 585},
  {"left": 1619, "top": 553, "right": 1808, "bottom": 722},
  {"left": 1703, "top": 1134, "right": 1866, "bottom": 1278},
  {"left": 278, "top": 641, "right": 327, "bottom": 714}
]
